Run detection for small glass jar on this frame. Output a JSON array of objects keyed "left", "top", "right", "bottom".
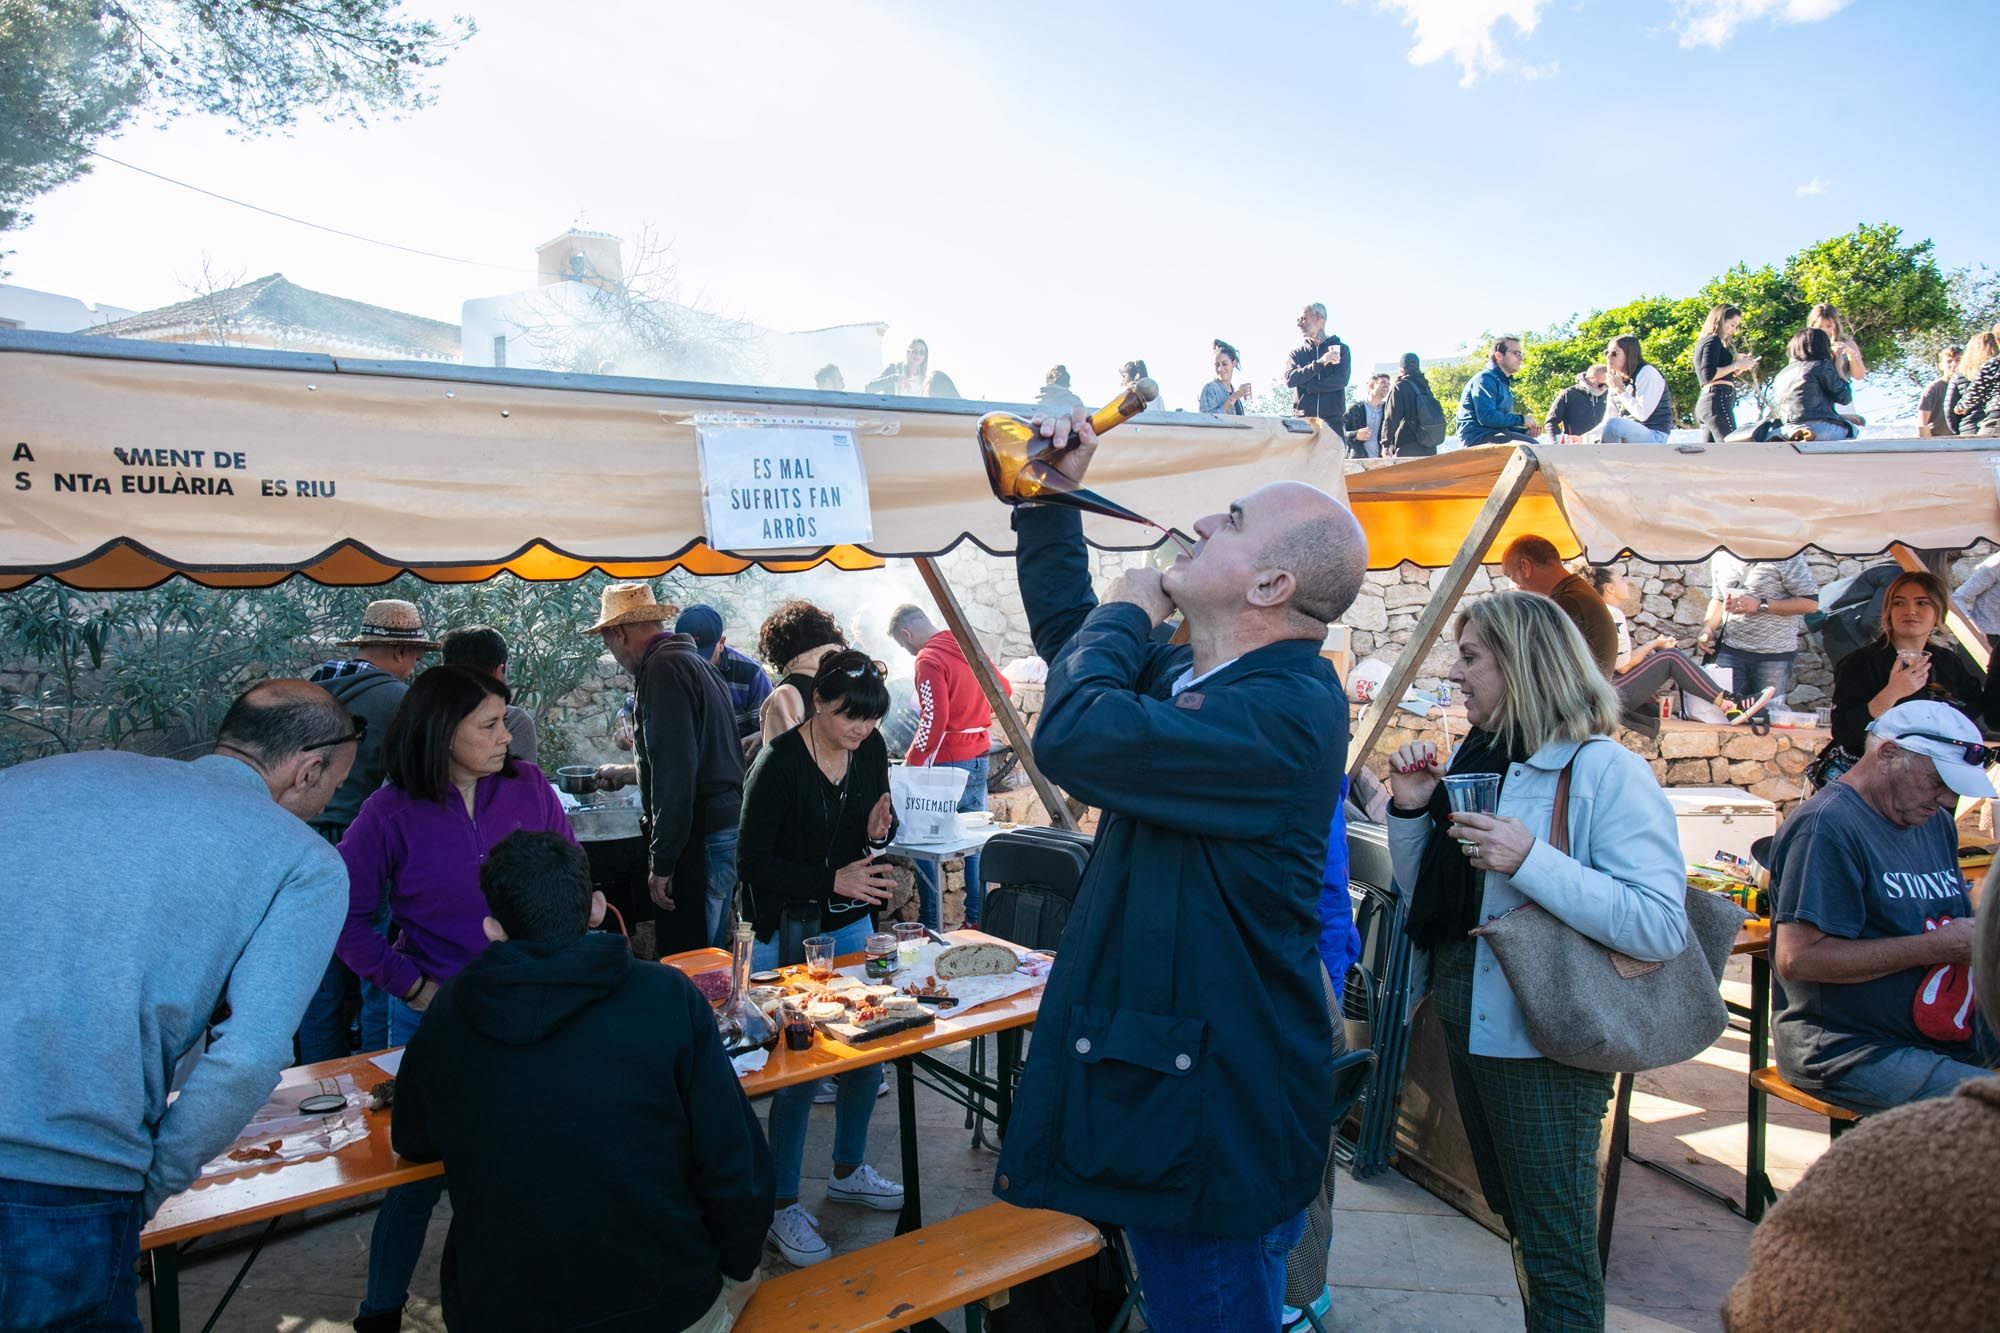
[{"left": 864, "top": 932, "right": 899, "bottom": 978}]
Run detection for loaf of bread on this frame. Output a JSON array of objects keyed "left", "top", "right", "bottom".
[{"left": 935, "top": 943, "right": 1020, "bottom": 979}]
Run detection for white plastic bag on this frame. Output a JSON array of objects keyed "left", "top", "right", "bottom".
[{"left": 890, "top": 764, "right": 971, "bottom": 844}]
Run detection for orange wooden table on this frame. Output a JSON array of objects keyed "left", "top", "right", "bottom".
[
  {"left": 143, "top": 932, "right": 1043, "bottom": 1331},
  {"left": 141, "top": 1052, "right": 424, "bottom": 1332},
  {"left": 666, "top": 930, "right": 1046, "bottom": 1235}
]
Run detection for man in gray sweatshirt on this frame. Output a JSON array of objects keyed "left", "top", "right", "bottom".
[{"left": 0, "top": 680, "right": 355, "bottom": 1331}]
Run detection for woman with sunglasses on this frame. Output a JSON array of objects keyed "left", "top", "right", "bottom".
[
  {"left": 334, "top": 664, "right": 576, "bottom": 1331},
  {"left": 1827, "top": 570, "right": 2000, "bottom": 772},
  {"left": 736, "top": 649, "right": 904, "bottom": 1267},
  {"left": 1592, "top": 334, "right": 1675, "bottom": 443}
]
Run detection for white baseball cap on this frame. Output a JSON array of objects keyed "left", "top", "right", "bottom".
[{"left": 1869, "top": 701, "right": 1998, "bottom": 799}]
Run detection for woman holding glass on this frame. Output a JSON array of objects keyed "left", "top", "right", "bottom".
[
  {"left": 1829, "top": 570, "right": 2000, "bottom": 761},
  {"left": 1387, "top": 592, "right": 1687, "bottom": 1332},
  {"left": 1199, "top": 339, "right": 1251, "bottom": 415},
  {"left": 335, "top": 665, "right": 575, "bottom": 1330},
  {"left": 737, "top": 650, "right": 904, "bottom": 1268},
  {"left": 1691, "top": 303, "right": 1759, "bottom": 442}
]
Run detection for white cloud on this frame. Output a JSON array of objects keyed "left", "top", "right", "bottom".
[
  {"left": 1367, "top": 1, "right": 1554, "bottom": 87},
  {"left": 1672, "top": 0, "right": 1851, "bottom": 49},
  {"left": 1794, "top": 176, "right": 1832, "bottom": 197}
]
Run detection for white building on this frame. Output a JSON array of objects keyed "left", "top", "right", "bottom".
[
  {"left": 0, "top": 283, "right": 136, "bottom": 333},
  {"left": 462, "top": 230, "right": 886, "bottom": 390}
]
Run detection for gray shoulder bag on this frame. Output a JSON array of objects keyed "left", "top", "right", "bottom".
[{"left": 1473, "top": 744, "right": 1748, "bottom": 1073}]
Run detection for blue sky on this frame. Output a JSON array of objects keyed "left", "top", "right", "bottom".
[{"left": 7, "top": 0, "right": 1993, "bottom": 410}]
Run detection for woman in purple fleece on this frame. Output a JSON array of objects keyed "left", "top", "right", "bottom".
[{"left": 334, "top": 664, "right": 575, "bottom": 1332}]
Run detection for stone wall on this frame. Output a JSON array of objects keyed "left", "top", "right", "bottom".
[{"left": 534, "top": 513, "right": 1997, "bottom": 814}]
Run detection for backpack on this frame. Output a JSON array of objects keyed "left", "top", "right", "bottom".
[{"left": 1411, "top": 378, "right": 1447, "bottom": 451}]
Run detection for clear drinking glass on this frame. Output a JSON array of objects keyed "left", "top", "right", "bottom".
[
  {"left": 1442, "top": 774, "right": 1502, "bottom": 842},
  {"left": 803, "top": 934, "right": 836, "bottom": 981},
  {"left": 895, "top": 921, "right": 926, "bottom": 966}
]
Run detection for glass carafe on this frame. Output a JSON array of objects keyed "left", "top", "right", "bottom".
[{"left": 716, "top": 922, "right": 776, "bottom": 1057}]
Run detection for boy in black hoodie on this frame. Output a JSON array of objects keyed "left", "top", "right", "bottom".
[{"left": 393, "top": 832, "right": 772, "bottom": 1331}]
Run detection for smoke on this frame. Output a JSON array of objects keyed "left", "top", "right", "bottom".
[{"left": 699, "top": 560, "right": 940, "bottom": 679}]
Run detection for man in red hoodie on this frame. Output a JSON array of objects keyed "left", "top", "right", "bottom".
[{"left": 889, "top": 605, "right": 1008, "bottom": 929}]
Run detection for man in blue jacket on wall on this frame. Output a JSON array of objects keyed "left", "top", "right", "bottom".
[
  {"left": 1456, "top": 335, "right": 1543, "bottom": 447},
  {"left": 992, "top": 408, "right": 1368, "bottom": 1332}
]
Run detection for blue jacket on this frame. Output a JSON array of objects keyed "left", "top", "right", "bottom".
[
  {"left": 1456, "top": 363, "right": 1533, "bottom": 446},
  {"left": 1321, "top": 781, "right": 1361, "bottom": 986},
  {"left": 992, "top": 506, "right": 1348, "bottom": 1236},
  {"left": 1387, "top": 737, "right": 1688, "bottom": 1058}
]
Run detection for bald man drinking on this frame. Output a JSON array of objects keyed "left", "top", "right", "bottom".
[{"left": 992, "top": 409, "right": 1368, "bottom": 1333}]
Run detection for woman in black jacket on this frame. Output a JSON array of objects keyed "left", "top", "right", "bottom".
[
  {"left": 1772, "top": 327, "right": 1854, "bottom": 439},
  {"left": 737, "top": 650, "right": 904, "bottom": 1267},
  {"left": 1691, "top": 303, "right": 1760, "bottom": 442},
  {"left": 1830, "top": 570, "right": 2000, "bottom": 758}
]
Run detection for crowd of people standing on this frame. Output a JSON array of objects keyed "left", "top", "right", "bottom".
[{"left": 9, "top": 304, "right": 2000, "bottom": 1333}]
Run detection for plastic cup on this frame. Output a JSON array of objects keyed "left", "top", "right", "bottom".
[
  {"left": 1442, "top": 774, "right": 1502, "bottom": 819},
  {"left": 895, "top": 921, "right": 926, "bottom": 965},
  {"left": 803, "top": 935, "right": 836, "bottom": 981}
]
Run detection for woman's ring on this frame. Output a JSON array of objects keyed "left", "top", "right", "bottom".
[{"left": 1460, "top": 840, "right": 1477, "bottom": 857}]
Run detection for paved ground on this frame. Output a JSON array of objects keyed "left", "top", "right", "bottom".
[{"left": 144, "top": 960, "right": 1815, "bottom": 1331}]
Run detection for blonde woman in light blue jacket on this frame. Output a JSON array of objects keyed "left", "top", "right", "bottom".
[{"left": 1386, "top": 590, "right": 1687, "bottom": 1332}]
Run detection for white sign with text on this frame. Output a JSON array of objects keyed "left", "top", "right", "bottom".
[{"left": 696, "top": 419, "right": 874, "bottom": 553}]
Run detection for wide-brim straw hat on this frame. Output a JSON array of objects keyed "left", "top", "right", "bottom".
[
  {"left": 338, "top": 599, "right": 441, "bottom": 650},
  {"left": 586, "top": 582, "right": 681, "bottom": 633}
]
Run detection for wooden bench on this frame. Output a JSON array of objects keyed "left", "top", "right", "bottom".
[
  {"left": 1746, "top": 1064, "right": 1862, "bottom": 1220},
  {"left": 735, "top": 1202, "right": 1102, "bottom": 1333}
]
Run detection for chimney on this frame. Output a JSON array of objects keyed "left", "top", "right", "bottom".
[{"left": 535, "top": 230, "right": 624, "bottom": 291}]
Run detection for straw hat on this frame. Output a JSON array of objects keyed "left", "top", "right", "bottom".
[
  {"left": 586, "top": 582, "right": 681, "bottom": 633},
  {"left": 338, "top": 599, "right": 441, "bottom": 650}
]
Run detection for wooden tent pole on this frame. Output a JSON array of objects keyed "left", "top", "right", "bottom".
[
  {"left": 913, "top": 556, "right": 1081, "bottom": 832},
  {"left": 1890, "top": 543, "right": 1990, "bottom": 669},
  {"left": 1346, "top": 448, "right": 1543, "bottom": 784}
]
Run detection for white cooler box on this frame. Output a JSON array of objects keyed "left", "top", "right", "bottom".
[{"left": 1664, "top": 786, "right": 1778, "bottom": 867}]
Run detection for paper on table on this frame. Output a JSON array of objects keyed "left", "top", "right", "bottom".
[
  {"left": 199, "top": 1074, "right": 369, "bottom": 1179},
  {"left": 834, "top": 937, "right": 1042, "bottom": 1013},
  {"left": 732, "top": 1048, "right": 770, "bottom": 1078},
  {"left": 370, "top": 1050, "right": 404, "bottom": 1076}
]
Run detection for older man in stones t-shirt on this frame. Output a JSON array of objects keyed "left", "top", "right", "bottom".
[{"left": 1769, "top": 702, "right": 1998, "bottom": 1113}]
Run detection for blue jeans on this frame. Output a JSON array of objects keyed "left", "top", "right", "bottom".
[
  {"left": 752, "top": 917, "right": 883, "bottom": 1200},
  {"left": 300, "top": 830, "right": 391, "bottom": 1060},
  {"left": 912, "top": 756, "right": 990, "bottom": 930},
  {"left": 359, "top": 997, "right": 447, "bottom": 1317},
  {"left": 1596, "top": 417, "right": 1671, "bottom": 443},
  {"left": 1715, "top": 647, "right": 1797, "bottom": 707},
  {"left": 1809, "top": 1040, "right": 1993, "bottom": 1114},
  {"left": 1126, "top": 1210, "right": 1306, "bottom": 1333},
  {"left": 705, "top": 825, "right": 741, "bottom": 949},
  {"left": 0, "top": 1179, "right": 143, "bottom": 1332}
]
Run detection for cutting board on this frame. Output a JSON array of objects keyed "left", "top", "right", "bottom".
[{"left": 821, "top": 1009, "right": 936, "bottom": 1045}]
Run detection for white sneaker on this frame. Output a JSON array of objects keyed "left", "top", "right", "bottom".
[
  {"left": 768, "top": 1203, "right": 830, "bottom": 1267},
  {"left": 813, "top": 1077, "right": 891, "bottom": 1103},
  {"left": 825, "top": 1163, "right": 904, "bottom": 1211}
]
